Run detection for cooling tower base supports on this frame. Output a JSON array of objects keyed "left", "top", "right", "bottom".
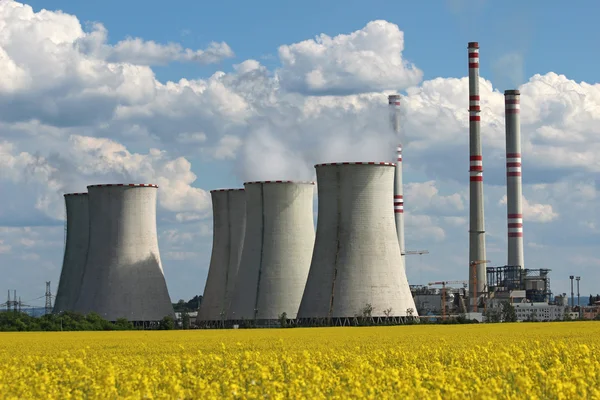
[{"left": 195, "top": 316, "right": 420, "bottom": 329}]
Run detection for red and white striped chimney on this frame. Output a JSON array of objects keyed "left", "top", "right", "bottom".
[
  {"left": 504, "top": 89, "right": 524, "bottom": 268},
  {"left": 468, "top": 42, "right": 487, "bottom": 307},
  {"left": 388, "top": 95, "right": 405, "bottom": 266}
]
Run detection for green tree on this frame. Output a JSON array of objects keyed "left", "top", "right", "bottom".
[
  {"left": 182, "top": 312, "right": 190, "bottom": 330},
  {"left": 501, "top": 301, "right": 517, "bottom": 322},
  {"left": 159, "top": 316, "right": 175, "bottom": 330}
]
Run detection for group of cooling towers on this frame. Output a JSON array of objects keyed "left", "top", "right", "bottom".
[{"left": 52, "top": 42, "right": 525, "bottom": 326}]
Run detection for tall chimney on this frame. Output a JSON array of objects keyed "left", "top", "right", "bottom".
[
  {"left": 388, "top": 95, "right": 405, "bottom": 267},
  {"left": 504, "top": 89, "right": 524, "bottom": 268},
  {"left": 468, "top": 42, "right": 487, "bottom": 309}
]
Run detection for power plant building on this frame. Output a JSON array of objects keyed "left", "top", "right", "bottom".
[
  {"left": 74, "top": 184, "right": 174, "bottom": 322},
  {"left": 297, "top": 163, "right": 417, "bottom": 320},
  {"left": 227, "top": 181, "right": 315, "bottom": 322},
  {"left": 197, "top": 188, "right": 246, "bottom": 324},
  {"left": 53, "top": 193, "right": 89, "bottom": 313}
]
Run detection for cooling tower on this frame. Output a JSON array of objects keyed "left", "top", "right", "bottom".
[
  {"left": 74, "top": 184, "right": 174, "bottom": 321},
  {"left": 468, "top": 42, "right": 487, "bottom": 307},
  {"left": 53, "top": 193, "right": 89, "bottom": 313},
  {"left": 504, "top": 90, "right": 525, "bottom": 268},
  {"left": 227, "top": 181, "right": 315, "bottom": 322},
  {"left": 297, "top": 162, "right": 418, "bottom": 320},
  {"left": 196, "top": 188, "right": 246, "bottom": 324},
  {"left": 388, "top": 95, "right": 406, "bottom": 265}
]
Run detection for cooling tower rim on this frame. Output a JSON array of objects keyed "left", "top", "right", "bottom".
[
  {"left": 87, "top": 183, "right": 159, "bottom": 188},
  {"left": 315, "top": 162, "right": 396, "bottom": 167},
  {"left": 244, "top": 180, "right": 315, "bottom": 185},
  {"left": 64, "top": 192, "right": 88, "bottom": 196},
  {"left": 210, "top": 188, "right": 245, "bottom": 193}
]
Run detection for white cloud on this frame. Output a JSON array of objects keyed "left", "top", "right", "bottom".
[
  {"left": 0, "top": 239, "right": 10, "bottom": 254},
  {"left": 499, "top": 195, "right": 559, "bottom": 223},
  {"left": 78, "top": 22, "right": 234, "bottom": 66},
  {"left": 405, "top": 181, "right": 465, "bottom": 215},
  {"left": 277, "top": 20, "right": 423, "bottom": 95}
]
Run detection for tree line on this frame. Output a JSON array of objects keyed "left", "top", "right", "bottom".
[{"left": 0, "top": 311, "right": 176, "bottom": 332}]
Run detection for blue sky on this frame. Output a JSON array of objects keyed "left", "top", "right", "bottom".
[
  {"left": 24, "top": 0, "right": 598, "bottom": 86},
  {"left": 0, "top": 0, "right": 598, "bottom": 305}
]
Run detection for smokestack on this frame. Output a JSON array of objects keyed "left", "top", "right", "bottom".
[
  {"left": 388, "top": 95, "right": 405, "bottom": 265},
  {"left": 468, "top": 42, "right": 487, "bottom": 308},
  {"left": 504, "top": 89, "right": 524, "bottom": 268}
]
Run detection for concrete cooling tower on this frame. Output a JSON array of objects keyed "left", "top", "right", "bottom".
[
  {"left": 227, "top": 181, "right": 315, "bottom": 322},
  {"left": 53, "top": 193, "right": 89, "bottom": 313},
  {"left": 74, "top": 184, "right": 174, "bottom": 322},
  {"left": 297, "top": 162, "right": 418, "bottom": 321},
  {"left": 196, "top": 188, "right": 246, "bottom": 325}
]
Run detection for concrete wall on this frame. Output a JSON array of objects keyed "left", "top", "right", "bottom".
[
  {"left": 53, "top": 193, "right": 89, "bottom": 313},
  {"left": 228, "top": 181, "right": 315, "bottom": 320},
  {"left": 74, "top": 184, "right": 174, "bottom": 321},
  {"left": 298, "top": 163, "right": 417, "bottom": 319},
  {"left": 197, "top": 189, "right": 246, "bottom": 322}
]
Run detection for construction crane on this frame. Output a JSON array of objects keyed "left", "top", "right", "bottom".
[
  {"left": 405, "top": 250, "right": 429, "bottom": 256},
  {"left": 470, "top": 260, "right": 490, "bottom": 312},
  {"left": 427, "top": 280, "right": 468, "bottom": 320}
]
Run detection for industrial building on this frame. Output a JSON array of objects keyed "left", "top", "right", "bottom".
[
  {"left": 53, "top": 193, "right": 89, "bottom": 313},
  {"left": 196, "top": 188, "right": 246, "bottom": 325},
  {"left": 74, "top": 184, "right": 174, "bottom": 322},
  {"left": 227, "top": 181, "right": 315, "bottom": 323},
  {"left": 297, "top": 162, "right": 417, "bottom": 323},
  {"left": 12, "top": 39, "right": 587, "bottom": 328}
]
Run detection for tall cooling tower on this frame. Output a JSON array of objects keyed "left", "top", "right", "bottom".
[
  {"left": 467, "top": 42, "right": 487, "bottom": 307},
  {"left": 504, "top": 90, "right": 525, "bottom": 268},
  {"left": 196, "top": 188, "right": 246, "bottom": 323},
  {"left": 227, "top": 181, "right": 315, "bottom": 322},
  {"left": 74, "top": 184, "right": 174, "bottom": 321},
  {"left": 53, "top": 193, "right": 89, "bottom": 313},
  {"left": 297, "top": 162, "right": 417, "bottom": 320}
]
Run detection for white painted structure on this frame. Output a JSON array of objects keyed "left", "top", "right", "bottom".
[
  {"left": 74, "top": 184, "right": 174, "bottom": 321},
  {"left": 297, "top": 163, "right": 417, "bottom": 319},
  {"left": 227, "top": 181, "right": 315, "bottom": 321},
  {"left": 197, "top": 188, "right": 246, "bottom": 323},
  {"left": 53, "top": 193, "right": 89, "bottom": 313},
  {"left": 514, "top": 303, "right": 573, "bottom": 322}
]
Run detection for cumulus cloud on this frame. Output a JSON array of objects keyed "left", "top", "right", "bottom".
[
  {"left": 0, "top": 135, "right": 210, "bottom": 221},
  {"left": 277, "top": 20, "right": 423, "bottom": 95},
  {"left": 498, "top": 194, "right": 558, "bottom": 223},
  {"left": 78, "top": 21, "right": 234, "bottom": 66},
  {"left": 405, "top": 181, "right": 465, "bottom": 215}
]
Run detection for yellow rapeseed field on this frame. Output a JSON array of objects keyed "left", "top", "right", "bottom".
[{"left": 1, "top": 322, "right": 599, "bottom": 399}]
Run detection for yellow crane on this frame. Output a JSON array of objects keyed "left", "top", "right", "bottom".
[{"left": 427, "top": 280, "right": 468, "bottom": 320}]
